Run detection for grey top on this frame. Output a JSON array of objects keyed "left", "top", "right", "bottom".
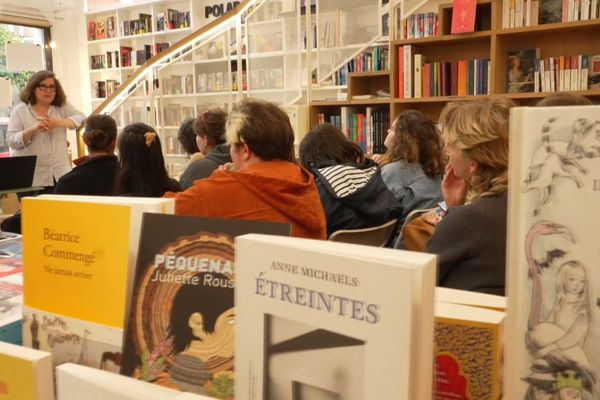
[
  {"left": 424, "top": 193, "right": 508, "bottom": 296},
  {"left": 381, "top": 160, "right": 442, "bottom": 226},
  {"left": 179, "top": 144, "right": 232, "bottom": 190},
  {"left": 7, "top": 102, "right": 85, "bottom": 186}
]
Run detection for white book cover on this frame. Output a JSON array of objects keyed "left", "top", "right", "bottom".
[
  {"left": 56, "top": 363, "right": 188, "bottom": 400},
  {"left": 414, "top": 54, "right": 424, "bottom": 98},
  {"left": 436, "top": 286, "right": 506, "bottom": 311},
  {"left": 0, "top": 341, "right": 53, "bottom": 400},
  {"left": 505, "top": 105, "right": 600, "bottom": 399},
  {"left": 235, "top": 234, "right": 436, "bottom": 400},
  {"left": 403, "top": 45, "right": 413, "bottom": 99}
]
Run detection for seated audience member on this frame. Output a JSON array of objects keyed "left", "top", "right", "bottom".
[
  {"left": 166, "top": 99, "right": 326, "bottom": 239},
  {"left": 177, "top": 118, "right": 204, "bottom": 165},
  {"left": 298, "top": 123, "right": 401, "bottom": 238},
  {"left": 115, "top": 123, "right": 181, "bottom": 197},
  {"left": 179, "top": 109, "right": 231, "bottom": 190},
  {"left": 54, "top": 114, "right": 118, "bottom": 195},
  {"left": 424, "top": 98, "right": 515, "bottom": 295},
  {"left": 535, "top": 92, "right": 593, "bottom": 107},
  {"left": 375, "top": 110, "right": 445, "bottom": 227}
]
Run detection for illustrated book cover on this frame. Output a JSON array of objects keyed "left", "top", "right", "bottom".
[
  {"left": 120, "top": 214, "right": 290, "bottom": 398},
  {"left": 507, "top": 49, "right": 539, "bottom": 93},
  {"left": 235, "top": 234, "right": 436, "bottom": 400},
  {"left": 0, "top": 341, "right": 53, "bottom": 400},
  {"left": 22, "top": 195, "right": 174, "bottom": 370},
  {"left": 505, "top": 105, "right": 600, "bottom": 399},
  {"left": 434, "top": 301, "right": 505, "bottom": 400}
]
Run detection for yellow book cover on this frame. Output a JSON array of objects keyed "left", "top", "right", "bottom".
[
  {"left": 434, "top": 302, "right": 504, "bottom": 400},
  {"left": 0, "top": 341, "right": 53, "bottom": 400}
]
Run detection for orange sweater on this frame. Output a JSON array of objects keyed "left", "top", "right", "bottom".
[{"left": 165, "top": 160, "right": 327, "bottom": 240}]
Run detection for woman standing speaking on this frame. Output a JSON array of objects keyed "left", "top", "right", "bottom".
[{"left": 6, "top": 70, "right": 85, "bottom": 194}]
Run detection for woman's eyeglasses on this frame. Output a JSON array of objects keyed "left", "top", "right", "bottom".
[{"left": 37, "top": 84, "right": 56, "bottom": 92}]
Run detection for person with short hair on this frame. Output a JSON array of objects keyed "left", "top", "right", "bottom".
[
  {"left": 178, "top": 109, "right": 232, "bottom": 190},
  {"left": 424, "top": 98, "right": 516, "bottom": 295},
  {"left": 115, "top": 122, "right": 181, "bottom": 197},
  {"left": 166, "top": 99, "right": 326, "bottom": 239},
  {"left": 6, "top": 70, "right": 85, "bottom": 193},
  {"left": 299, "top": 123, "right": 401, "bottom": 238},
  {"left": 177, "top": 117, "right": 203, "bottom": 163},
  {"left": 54, "top": 114, "right": 118, "bottom": 195},
  {"left": 535, "top": 92, "right": 593, "bottom": 107}
]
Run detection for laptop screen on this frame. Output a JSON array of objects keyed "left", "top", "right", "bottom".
[{"left": 0, "top": 155, "right": 37, "bottom": 191}]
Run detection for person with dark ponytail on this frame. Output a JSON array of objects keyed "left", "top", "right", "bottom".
[
  {"left": 115, "top": 122, "right": 181, "bottom": 197},
  {"left": 54, "top": 114, "right": 119, "bottom": 195},
  {"left": 179, "top": 108, "right": 231, "bottom": 190}
]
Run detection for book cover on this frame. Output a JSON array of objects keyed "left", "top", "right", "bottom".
[
  {"left": 0, "top": 341, "right": 53, "bottom": 400},
  {"left": 121, "top": 214, "right": 290, "bottom": 397},
  {"left": 505, "top": 105, "right": 600, "bottom": 399},
  {"left": 57, "top": 363, "right": 187, "bottom": 400},
  {"left": 539, "top": 0, "right": 562, "bottom": 23},
  {"left": 235, "top": 234, "right": 436, "bottom": 400},
  {"left": 588, "top": 55, "right": 600, "bottom": 89},
  {"left": 106, "top": 16, "right": 116, "bottom": 38},
  {"left": 434, "top": 302, "right": 505, "bottom": 400},
  {"left": 22, "top": 195, "right": 174, "bottom": 370},
  {"left": 95, "top": 18, "right": 105, "bottom": 40},
  {"left": 507, "top": 49, "right": 539, "bottom": 93},
  {"left": 451, "top": 0, "right": 477, "bottom": 33},
  {"left": 87, "top": 20, "right": 96, "bottom": 41}
]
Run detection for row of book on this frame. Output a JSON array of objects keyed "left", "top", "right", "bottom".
[
  {"left": 119, "top": 43, "right": 169, "bottom": 67},
  {"left": 248, "top": 68, "right": 284, "bottom": 90},
  {"left": 535, "top": 54, "right": 600, "bottom": 92},
  {"left": 399, "top": 12, "right": 438, "bottom": 40},
  {"left": 93, "top": 79, "right": 119, "bottom": 99},
  {"left": 249, "top": 31, "right": 283, "bottom": 53},
  {"left": 332, "top": 46, "right": 390, "bottom": 86},
  {"left": 316, "top": 107, "right": 390, "bottom": 154},
  {"left": 156, "top": 9, "right": 190, "bottom": 31},
  {"left": 162, "top": 103, "right": 194, "bottom": 127},
  {"left": 503, "top": 0, "right": 600, "bottom": 28},
  {"left": 161, "top": 74, "right": 194, "bottom": 95},
  {"left": 399, "top": 44, "right": 491, "bottom": 98},
  {"left": 121, "top": 13, "right": 153, "bottom": 37},
  {"left": 87, "top": 16, "right": 116, "bottom": 41},
  {"left": 90, "top": 51, "right": 119, "bottom": 70}
]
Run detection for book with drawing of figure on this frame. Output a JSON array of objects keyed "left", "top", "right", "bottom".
[
  {"left": 120, "top": 214, "right": 290, "bottom": 398},
  {"left": 505, "top": 106, "right": 600, "bottom": 399},
  {"left": 0, "top": 341, "right": 53, "bottom": 400},
  {"left": 506, "top": 49, "right": 540, "bottom": 93},
  {"left": 21, "top": 195, "right": 174, "bottom": 372},
  {"left": 234, "top": 234, "right": 436, "bottom": 400}
]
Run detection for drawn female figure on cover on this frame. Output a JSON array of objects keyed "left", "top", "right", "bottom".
[
  {"left": 524, "top": 221, "right": 596, "bottom": 398},
  {"left": 167, "top": 271, "right": 234, "bottom": 396},
  {"left": 524, "top": 118, "right": 588, "bottom": 216}
]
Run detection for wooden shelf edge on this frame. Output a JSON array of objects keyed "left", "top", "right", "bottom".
[
  {"left": 497, "top": 19, "right": 600, "bottom": 36},
  {"left": 391, "top": 31, "right": 492, "bottom": 46},
  {"left": 348, "top": 70, "right": 391, "bottom": 78}
]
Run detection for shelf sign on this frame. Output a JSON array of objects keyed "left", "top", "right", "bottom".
[
  {"left": 204, "top": 1, "right": 240, "bottom": 20},
  {"left": 451, "top": 0, "right": 477, "bottom": 33}
]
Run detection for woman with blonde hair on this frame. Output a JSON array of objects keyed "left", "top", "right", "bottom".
[{"left": 424, "top": 98, "right": 515, "bottom": 295}]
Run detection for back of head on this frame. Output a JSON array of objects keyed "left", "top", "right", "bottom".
[
  {"left": 299, "top": 123, "right": 364, "bottom": 168},
  {"left": 225, "top": 98, "right": 295, "bottom": 162},
  {"left": 387, "top": 110, "right": 444, "bottom": 178},
  {"left": 194, "top": 108, "right": 228, "bottom": 148},
  {"left": 83, "top": 114, "right": 117, "bottom": 153},
  {"left": 439, "top": 98, "right": 516, "bottom": 200},
  {"left": 177, "top": 118, "right": 200, "bottom": 156},
  {"left": 116, "top": 122, "right": 171, "bottom": 197},
  {"left": 535, "top": 93, "right": 593, "bottom": 107}
]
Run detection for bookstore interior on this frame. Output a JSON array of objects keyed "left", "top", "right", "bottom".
[{"left": 0, "top": 0, "right": 599, "bottom": 398}]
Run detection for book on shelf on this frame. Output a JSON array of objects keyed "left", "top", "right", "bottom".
[
  {"left": 434, "top": 301, "right": 505, "bottom": 399},
  {"left": 235, "top": 234, "right": 436, "bottom": 399},
  {"left": 538, "top": 0, "right": 562, "bottom": 23},
  {"left": 451, "top": 0, "right": 478, "bottom": 33},
  {"left": 21, "top": 195, "right": 174, "bottom": 371},
  {"left": 0, "top": 341, "right": 53, "bottom": 400},
  {"left": 400, "top": 12, "right": 438, "bottom": 39},
  {"left": 57, "top": 363, "right": 189, "bottom": 400},
  {"left": 589, "top": 55, "right": 600, "bottom": 89},
  {"left": 96, "top": 18, "right": 106, "bottom": 40},
  {"left": 504, "top": 105, "right": 600, "bottom": 399},
  {"left": 507, "top": 49, "right": 540, "bottom": 93},
  {"left": 120, "top": 214, "right": 290, "bottom": 395},
  {"left": 106, "top": 16, "right": 116, "bottom": 38},
  {"left": 87, "top": 20, "right": 96, "bottom": 41}
]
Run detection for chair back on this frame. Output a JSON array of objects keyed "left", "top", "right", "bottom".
[
  {"left": 394, "top": 208, "right": 436, "bottom": 250},
  {"left": 328, "top": 219, "right": 398, "bottom": 247}
]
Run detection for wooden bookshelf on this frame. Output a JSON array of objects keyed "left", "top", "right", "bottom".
[{"left": 311, "top": 0, "right": 600, "bottom": 129}]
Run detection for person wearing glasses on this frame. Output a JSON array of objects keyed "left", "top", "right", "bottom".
[{"left": 6, "top": 70, "right": 85, "bottom": 194}]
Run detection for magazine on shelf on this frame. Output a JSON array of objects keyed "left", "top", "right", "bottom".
[
  {"left": 505, "top": 105, "right": 600, "bottom": 399},
  {"left": 235, "top": 234, "right": 436, "bottom": 400}
]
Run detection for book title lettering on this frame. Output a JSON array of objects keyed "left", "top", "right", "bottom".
[
  {"left": 254, "top": 272, "right": 381, "bottom": 324},
  {"left": 270, "top": 261, "right": 360, "bottom": 287},
  {"left": 42, "top": 228, "right": 96, "bottom": 267},
  {"left": 151, "top": 254, "right": 234, "bottom": 287}
]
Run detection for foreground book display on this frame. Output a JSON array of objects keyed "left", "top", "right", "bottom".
[
  {"left": 120, "top": 214, "right": 290, "bottom": 397},
  {"left": 57, "top": 363, "right": 210, "bottom": 400},
  {"left": 21, "top": 195, "right": 174, "bottom": 370},
  {"left": 434, "top": 301, "right": 505, "bottom": 400},
  {"left": 235, "top": 234, "right": 436, "bottom": 400},
  {"left": 0, "top": 341, "right": 53, "bottom": 400},
  {"left": 505, "top": 105, "right": 600, "bottom": 399}
]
